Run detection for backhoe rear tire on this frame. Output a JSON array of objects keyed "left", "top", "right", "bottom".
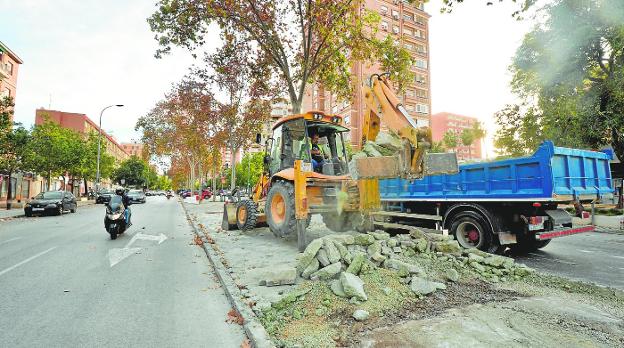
[
  {"left": 236, "top": 200, "right": 258, "bottom": 231},
  {"left": 266, "top": 181, "right": 297, "bottom": 238}
]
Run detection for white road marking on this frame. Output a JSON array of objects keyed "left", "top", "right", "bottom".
[
  {"left": 0, "top": 237, "right": 22, "bottom": 246},
  {"left": 578, "top": 249, "right": 594, "bottom": 253},
  {"left": 611, "top": 255, "right": 624, "bottom": 260},
  {"left": 0, "top": 247, "right": 57, "bottom": 277},
  {"left": 108, "top": 233, "right": 167, "bottom": 267}
]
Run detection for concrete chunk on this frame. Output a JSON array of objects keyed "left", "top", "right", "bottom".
[
  {"left": 297, "top": 238, "right": 324, "bottom": 272},
  {"left": 310, "top": 262, "right": 342, "bottom": 281},
  {"left": 340, "top": 272, "right": 367, "bottom": 301}
]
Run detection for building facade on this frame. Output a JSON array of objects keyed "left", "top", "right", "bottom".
[
  {"left": 121, "top": 142, "right": 145, "bottom": 159},
  {"left": 431, "top": 112, "right": 483, "bottom": 161},
  {"left": 0, "top": 41, "right": 23, "bottom": 124},
  {"left": 302, "top": 0, "right": 431, "bottom": 149}
]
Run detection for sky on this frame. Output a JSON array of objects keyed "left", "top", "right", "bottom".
[{"left": 1, "top": 0, "right": 533, "bottom": 157}]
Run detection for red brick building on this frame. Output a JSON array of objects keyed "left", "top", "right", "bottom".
[
  {"left": 0, "top": 41, "right": 23, "bottom": 124},
  {"left": 303, "top": 0, "right": 431, "bottom": 149},
  {"left": 121, "top": 143, "right": 145, "bottom": 159},
  {"left": 431, "top": 112, "right": 483, "bottom": 161}
]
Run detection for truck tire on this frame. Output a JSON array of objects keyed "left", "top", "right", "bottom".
[
  {"left": 265, "top": 181, "right": 297, "bottom": 238},
  {"left": 449, "top": 212, "right": 503, "bottom": 254},
  {"left": 236, "top": 200, "right": 258, "bottom": 231}
]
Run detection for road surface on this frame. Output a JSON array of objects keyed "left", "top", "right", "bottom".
[
  {"left": 0, "top": 196, "right": 245, "bottom": 347},
  {"left": 514, "top": 230, "right": 624, "bottom": 290}
]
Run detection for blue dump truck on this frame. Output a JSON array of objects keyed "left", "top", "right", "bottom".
[{"left": 376, "top": 141, "right": 614, "bottom": 254}]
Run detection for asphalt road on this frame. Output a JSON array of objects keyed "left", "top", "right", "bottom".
[
  {"left": 514, "top": 230, "right": 624, "bottom": 290},
  {"left": 0, "top": 197, "right": 245, "bottom": 347}
]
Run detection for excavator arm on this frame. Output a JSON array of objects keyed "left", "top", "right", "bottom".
[{"left": 359, "top": 73, "right": 457, "bottom": 178}]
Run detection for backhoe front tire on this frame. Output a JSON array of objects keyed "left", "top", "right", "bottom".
[
  {"left": 266, "top": 181, "right": 297, "bottom": 238},
  {"left": 237, "top": 200, "right": 258, "bottom": 231}
]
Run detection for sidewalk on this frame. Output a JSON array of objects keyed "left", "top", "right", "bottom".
[{"left": 574, "top": 214, "right": 624, "bottom": 233}]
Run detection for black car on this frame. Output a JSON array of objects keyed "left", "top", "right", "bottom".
[
  {"left": 127, "top": 190, "right": 146, "bottom": 203},
  {"left": 96, "top": 190, "right": 114, "bottom": 204},
  {"left": 24, "top": 191, "right": 77, "bottom": 217}
]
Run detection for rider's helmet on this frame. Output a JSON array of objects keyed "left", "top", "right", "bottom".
[{"left": 115, "top": 187, "right": 125, "bottom": 196}]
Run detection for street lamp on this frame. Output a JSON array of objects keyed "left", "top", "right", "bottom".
[{"left": 96, "top": 104, "right": 124, "bottom": 191}]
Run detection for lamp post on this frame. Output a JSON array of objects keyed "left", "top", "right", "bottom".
[{"left": 96, "top": 104, "right": 124, "bottom": 191}]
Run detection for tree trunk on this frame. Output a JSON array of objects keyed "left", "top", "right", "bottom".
[
  {"left": 291, "top": 100, "right": 302, "bottom": 114},
  {"left": 230, "top": 145, "right": 237, "bottom": 191},
  {"left": 5, "top": 171, "right": 12, "bottom": 210},
  {"left": 83, "top": 177, "right": 88, "bottom": 196},
  {"left": 47, "top": 170, "right": 52, "bottom": 191}
]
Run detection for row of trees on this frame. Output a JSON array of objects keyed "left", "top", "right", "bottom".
[
  {"left": 438, "top": 122, "right": 486, "bottom": 158},
  {"left": 142, "top": 0, "right": 423, "bottom": 189},
  {"left": 494, "top": 0, "right": 624, "bottom": 158},
  {"left": 0, "top": 98, "right": 116, "bottom": 200}
]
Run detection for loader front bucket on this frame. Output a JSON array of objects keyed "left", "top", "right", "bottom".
[{"left": 221, "top": 202, "right": 238, "bottom": 231}]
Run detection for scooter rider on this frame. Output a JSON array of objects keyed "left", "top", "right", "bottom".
[{"left": 115, "top": 187, "right": 132, "bottom": 226}]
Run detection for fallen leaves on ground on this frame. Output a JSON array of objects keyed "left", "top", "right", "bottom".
[
  {"left": 226, "top": 308, "right": 244, "bottom": 325},
  {"left": 240, "top": 338, "right": 251, "bottom": 348},
  {"left": 193, "top": 235, "right": 204, "bottom": 246}
]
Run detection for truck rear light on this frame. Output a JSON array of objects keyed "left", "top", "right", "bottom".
[
  {"left": 581, "top": 211, "right": 590, "bottom": 219},
  {"left": 532, "top": 202, "right": 541, "bottom": 207}
]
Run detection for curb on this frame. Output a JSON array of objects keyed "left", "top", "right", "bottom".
[{"left": 181, "top": 201, "right": 275, "bottom": 348}]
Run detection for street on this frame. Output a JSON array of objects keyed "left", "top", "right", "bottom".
[
  {"left": 514, "top": 230, "right": 624, "bottom": 290},
  {"left": 0, "top": 197, "right": 245, "bottom": 347}
]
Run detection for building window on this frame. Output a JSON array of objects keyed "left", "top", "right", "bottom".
[
  {"left": 415, "top": 59, "right": 427, "bottom": 69},
  {"left": 403, "top": 28, "right": 412, "bottom": 36},
  {"left": 405, "top": 89, "right": 415, "bottom": 97},
  {"left": 404, "top": 43, "right": 413, "bottom": 51},
  {"left": 405, "top": 104, "right": 415, "bottom": 112},
  {"left": 415, "top": 74, "right": 427, "bottom": 84},
  {"left": 1, "top": 87, "right": 10, "bottom": 98},
  {"left": 416, "top": 44, "right": 426, "bottom": 54},
  {"left": 7, "top": 61, "right": 13, "bottom": 75},
  {"left": 416, "top": 89, "right": 428, "bottom": 98},
  {"left": 381, "top": 21, "right": 388, "bottom": 31},
  {"left": 415, "top": 16, "right": 424, "bottom": 25},
  {"left": 392, "top": 10, "right": 399, "bottom": 20},
  {"left": 403, "top": 12, "right": 413, "bottom": 21},
  {"left": 380, "top": 5, "right": 388, "bottom": 15},
  {"left": 416, "top": 104, "right": 429, "bottom": 114},
  {"left": 392, "top": 25, "right": 399, "bottom": 34}
]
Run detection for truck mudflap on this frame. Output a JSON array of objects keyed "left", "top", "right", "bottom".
[{"left": 535, "top": 225, "right": 595, "bottom": 240}]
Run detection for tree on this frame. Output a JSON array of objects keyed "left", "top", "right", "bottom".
[
  {"left": 148, "top": 0, "right": 417, "bottom": 113},
  {"left": 429, "top": 141, "right": 446, "bottom": 153},
  {"left": 460, "top": 121, "right": 486, "bottom": 159},
  {"left": 27, "top": 122, "right": 83, "bottom": 189},
  {"left": 506, "top": 0, "right": 624, "bottom": 159},
  {"left": 0, "top": 125, "right": 30, "bottom": 208},
  {"left": 113, "top": 156, "right": 149, "bottom": 187},
  {"left": 0, "top": 96, "right": 13, "bottom": 135},
  {"left": 235, "top": 152, "right": 265, "bottom": 190},
  {"left": 442, "top": 130, "right": 459, "bottom": 152}
]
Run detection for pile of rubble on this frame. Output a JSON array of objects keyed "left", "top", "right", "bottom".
[
  {"left": 296, "top": 228, "right": 534, "bottom": 305},
  {"left": 348, "top": 131, "right": 403, "bottom": 179}
]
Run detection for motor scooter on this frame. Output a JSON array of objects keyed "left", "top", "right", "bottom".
[
  {"left": 166, "top": 191, "right": 173, "bottom": 200},
  {"left": 104, "top": 195, "right": 132, "bottom": 240}
]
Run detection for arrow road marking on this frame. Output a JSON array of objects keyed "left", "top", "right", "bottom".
[
  {"left": 0, "top": 247, "right": 57, "bottom": 277},
  {"left": 108, "top": 233, "right": 167, "bottom": 267}
]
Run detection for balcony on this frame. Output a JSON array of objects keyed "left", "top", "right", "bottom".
[{"left": 0, "top": 65, "right": 9, "bottom": 80}]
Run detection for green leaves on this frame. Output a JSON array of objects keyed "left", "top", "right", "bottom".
[
  {"left": 113, "top": 156, "right": 151, "bottom": 187},
  {"left": 498, "top": 0, "right": 624, "bottom": 159}
]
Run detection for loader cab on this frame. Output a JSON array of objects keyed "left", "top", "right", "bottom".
[{"left": 267, "top": 112, "right": 349, "bottom": 176}]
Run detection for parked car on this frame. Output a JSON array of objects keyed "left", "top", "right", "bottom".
[
  {"left": 24, "top": 191, "right": 77, "bottom": 217},
  {"left": 127, "top": 189, "right": 147, "bottom": 203},
  {"left": 96, "top": 189, "right": 114, "bottom": 204}
]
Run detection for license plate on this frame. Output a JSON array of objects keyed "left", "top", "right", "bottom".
[
  {"left": 528, "top": 222, "right": 544, "bottom": 231},
  {"left": 110, "top": 224, "right": 117, "bottom": 228},
  {"left": 32, "top": 208, "right": 44, "bottom": 211}
]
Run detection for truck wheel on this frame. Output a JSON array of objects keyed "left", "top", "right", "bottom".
[
  {"left": 450, "top": 213, "right": 502, "bottom": 254},
  {"left": 265, "top": 181, "right": 297, "bottom": 238},
  {"left": 236, "top": 200, "right": 258, "bottom": 231},
  {"left": 322, "top": 213, "right": 351, "bottom": 232}
]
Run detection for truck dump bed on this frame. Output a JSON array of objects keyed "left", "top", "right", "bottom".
[{"left": 380, "top": 141, "right": 614, "bottom": 203}]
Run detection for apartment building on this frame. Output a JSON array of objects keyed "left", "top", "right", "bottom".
[
  {"left": 0, "top": 41, "right": 23, "bottom": 123},
  {"left": 431, "top": 112, "right": 483, "bottom": 161},
  {"left": 121, "top": 142, "right": 145, "bottom": 159},
  {"left": 302, "top": 0, "right": 431, "bottom": 149}
]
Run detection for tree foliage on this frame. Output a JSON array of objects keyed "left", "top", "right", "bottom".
[
  {"left": 495, "top": 0, "right": 624, "bottom": 158},
  {"left": 442, "top": 130, "right": 459, "bottom": 151},
  {"left": 113, "top": 156, "right": 150, "bottom": 187},
  {"left": 235, "top": 152, "right": 265, "bottom": 189},
  {"left": 148, "top": 0, "right": 418, "bottom": 112}
]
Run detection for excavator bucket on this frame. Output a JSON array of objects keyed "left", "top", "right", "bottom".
[
  {"left": 354, "top": 152, "right": 458, "bottom": 179},
  {"left": 221, "top": 202, "right": 238, "bottom": 231}
]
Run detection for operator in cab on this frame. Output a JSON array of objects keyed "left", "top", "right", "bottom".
[
  {"left": 115, "top": 187, "right": 132, "bottom": 227},
  {"left": 300, "top": 133, "right": 328, "bottom": 172}
]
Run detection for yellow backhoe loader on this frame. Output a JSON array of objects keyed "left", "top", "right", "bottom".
[{"left": 223, "top": 73, "right": 458, "bottom": 251}]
